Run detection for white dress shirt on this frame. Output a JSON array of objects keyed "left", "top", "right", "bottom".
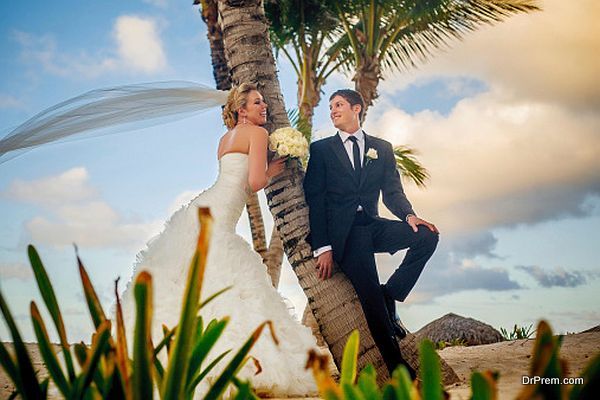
[{"left": 313, "top": 129, "right": 364, "bottom": 258}]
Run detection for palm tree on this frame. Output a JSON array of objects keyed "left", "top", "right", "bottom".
[
  {"left": 331, "top": 0, "right": 540, "bottom": 116},
  {"left": 216, "top": 0, "right": 458, "bottom": 386},
  {"left": 196, "top": 0, "right": 285, "bottom": 287},
  {"left": 265, "top": 0, "right": 345, "bottom": 132}
]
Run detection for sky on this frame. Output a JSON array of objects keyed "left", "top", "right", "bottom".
[{"left": 1, "top": 0, "right": 599, "bottom": 343}]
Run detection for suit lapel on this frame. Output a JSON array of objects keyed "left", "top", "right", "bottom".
[{"left": 329, "top": 134, "right": 358, "bottom": 184}]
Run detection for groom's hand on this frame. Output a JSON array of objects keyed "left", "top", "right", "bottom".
[
  {"left": 316, "top": 251, "right": 334, "bottom": 280},
  {"left": 407, "top": 214, "right": 439, "bottom": 234}
]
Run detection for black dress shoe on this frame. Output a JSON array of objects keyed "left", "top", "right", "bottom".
[{"left": 381, "top": 285, "right": 409, "bottom": 339}]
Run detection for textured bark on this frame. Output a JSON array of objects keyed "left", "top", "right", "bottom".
[
  {"left": 353, "top": 55, "right": 381, "bottom": 121},
  {"left": 297, "top": 48, "right": 324, "bottom": 132},
  {"left": 198, "top": 0, "right": 232, "bottom": 90},
  {"left": 199, "top": 0, "right": 283, "bottom": 288},
  {"left": 218, "top": 0, "right": 458, "bottom": 386}
]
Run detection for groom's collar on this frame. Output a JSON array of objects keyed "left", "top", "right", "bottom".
[{"left": 338, "top": 128, "right": 364, "bottom": 143}]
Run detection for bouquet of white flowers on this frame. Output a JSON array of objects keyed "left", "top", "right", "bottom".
[{"left": 269, "top": 127, "right": 309, "bottom": 159}]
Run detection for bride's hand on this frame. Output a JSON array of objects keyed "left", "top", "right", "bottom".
[{"left": 266, "top": 157, "right": 287, "bottom": 179}]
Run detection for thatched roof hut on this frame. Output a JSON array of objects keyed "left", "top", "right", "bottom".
[
  {"left": 580, "top": 324, "right": 600, "bottom": 333},
  {"left": 415, "top": 313, "right": 504, "bottom": 346}
]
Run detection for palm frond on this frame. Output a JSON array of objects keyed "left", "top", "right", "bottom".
[
  {"left": 394, "top": 145, "right": 430, "bottom": 187},
  {"left": 379, "top": 0, "right": 540, "bottom": 73}
]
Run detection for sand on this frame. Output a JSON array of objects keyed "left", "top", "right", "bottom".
[{"left": 2, "top": 332, "right": 599, "bottom": 399}]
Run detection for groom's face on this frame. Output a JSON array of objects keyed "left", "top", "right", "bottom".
[{"left": 329, "top": 95, "right": 361, "bottom": 132}]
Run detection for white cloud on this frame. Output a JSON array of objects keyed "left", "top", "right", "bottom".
[
  {"left": 2, "top": 168, "right": 162, "bottom": 250},
  {"left": 379, "top": 0, "right": 600, "bottom": 111},
  {"left": 143, "top": 0, "right": 169, "bottom": 8},
  {"left": 12, "top": 15, "right": 167, "bottom": 79},
  {"left": 0, "top": 261, "right": 33, "bottom": 281},
  {"left": 366, "top": 89, "right": 600, "bottom": 235},
  {"left": 114, "top": 16, "right": 167, "bottom": 73},
  {"left": 4, "top": 167, "right": 98, "bottom": 207},
  {"left": 0, "top": 94, "right": 23, "bottom": 109}
]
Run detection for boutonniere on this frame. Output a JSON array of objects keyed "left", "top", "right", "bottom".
[{"left": 365, "top": 148, "right": 378, "bottom": 165}]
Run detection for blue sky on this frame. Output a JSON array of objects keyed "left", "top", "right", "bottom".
[{"left": 1, "top": 0, "right": 599, "bottom": 343}]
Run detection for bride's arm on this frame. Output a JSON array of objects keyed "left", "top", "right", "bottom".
[{"left": 247, "top": 126, "right": 285, "bottom": 192}]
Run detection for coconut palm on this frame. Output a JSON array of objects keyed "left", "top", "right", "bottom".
[
  {"left": 264, "top": 0, "right": 348, "bottom": 132},
  {"left": 330, "top": 0, "right": 540, "bottom": 116},
  {"left": 196, "top": 0, "right": 285, "bottom": 287},
  {"left": 216, "top": 0, "right": 458, "bottom": 386}
]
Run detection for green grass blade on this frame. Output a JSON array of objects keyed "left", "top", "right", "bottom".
[
  {"left": 342, "top": 382, "right": 365, "bottom": 400},
  {"left": 0, "top": 341, "right": 19, "bottom": 391},
  {"left": 162, "top": 208, "right": 213, "bottom": 400},
  {"left": 153, "top": 326, "right": 175, "bottom": 358},
  {"left": 113, "top": 278, "right": 132, "bottom": 399},
  {"left": 340, "top": 330, "right": 360, "bottom": 385},
  {"left": 0, "top": 290, "right": 43, "bottom": 399},
  {"left": 392, "top": 365, "right": 413, "bottom": 400},
  {"left": 204, "top": 321, "right": 278, "bottom": 400},
  {"left": 186, "top": 317, "right": 229, "bottom": 386},
  {"left": 27, "top": 244, "right": 76, "bottom": 380},
  {"left": 357, "top": 364, "right": 380, "bottom": 398},
  {"left": 186, "top": 350, "right": 231, "bottom": 396},
  {"left": 198, "top": 286, "right": 232, "bottom": 310},
  {"left": 74, "top": 342, "right": 88, "bottom": 369},
  {"left": 76, "top": 248, "right": 107, "bottom": 329},
  {"left": 72, "top": 321, "right": 111, "bottom": 400},
  {"left": 419, "top": 339, "right": 443, "bottom": 400},
  {"left": 30, "top": 301, "right": 70, "bottom": 397},
  {"left": 231, "top": 376, "right": 260, "bottom": 400},
  {"left": 133, "top": 271, "right": 154, "bottom": 400},
  {"left": 471, "top": 371, "right": 494, "bottom": 400}
]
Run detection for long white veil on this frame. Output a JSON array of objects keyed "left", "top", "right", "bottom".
[{"left": 0, "top": 81, "right": 229, "bottom": 163}]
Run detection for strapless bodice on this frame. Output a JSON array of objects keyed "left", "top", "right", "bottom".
[{"left": 190, "top": 152, "right": 250, "bottom": 231}]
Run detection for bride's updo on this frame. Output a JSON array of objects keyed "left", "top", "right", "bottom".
[{"left": 222, "top": 82, "right": 258, "bottom": 129}]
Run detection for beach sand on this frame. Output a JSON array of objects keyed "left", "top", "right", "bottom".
[{"left": 2, "top": 331, "right": 599, "bottom": 399}]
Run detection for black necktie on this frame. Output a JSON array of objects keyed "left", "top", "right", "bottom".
[{"left": 348, "top": 136, "right": 361, "bottom": 181}]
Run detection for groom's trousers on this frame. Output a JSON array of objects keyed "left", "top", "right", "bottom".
[{"left": 339, "top": 211, "right": 439, "bottom": 377}]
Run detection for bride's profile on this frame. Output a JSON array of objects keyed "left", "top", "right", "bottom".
[{"left": 118, "top": 82, "right": 318, "bottom": 397}]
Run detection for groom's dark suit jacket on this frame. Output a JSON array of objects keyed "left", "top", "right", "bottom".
[{"left": 304, "top": 132, "right": 415, "bottom": 261}]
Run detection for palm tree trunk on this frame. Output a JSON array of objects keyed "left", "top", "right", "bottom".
[
  {"left": 197, "top": 0, "right": 232, "bottom": 90},
  {"left": 297, "top": 51, "right": 323, "bottom": 132},
  {"left": 353, "top": 55, "right": 381, "bottom": 120},
  {"left": 218, "top": 0, "right": 458, "bottom": 386},
  {"left": 199, "top": 0, "right": 284, "bottom": 288}
]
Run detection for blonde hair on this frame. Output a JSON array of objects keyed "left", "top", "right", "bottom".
[{"left": 222, "top": 82, "right": 259, "bottom": 129}]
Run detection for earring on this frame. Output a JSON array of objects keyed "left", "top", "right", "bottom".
[{"left": 243, "top": 116, "right": 247, "bottom": 124}]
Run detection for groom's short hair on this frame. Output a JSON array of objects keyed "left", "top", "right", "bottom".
[{"left": 329, "top": 89, "right": 365, "bottom": 122}]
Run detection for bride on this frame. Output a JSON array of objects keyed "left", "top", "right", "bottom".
[{"left": 118, "top": 82, "right": 318, "bottom": 397}]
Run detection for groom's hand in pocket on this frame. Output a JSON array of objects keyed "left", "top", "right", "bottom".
[{"left": 316, "top": 251, "right": 334, "bottom": 280}]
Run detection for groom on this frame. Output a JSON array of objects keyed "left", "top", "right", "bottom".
[{"left": 303, "top": 89, "right": 439, "bottom": 376}]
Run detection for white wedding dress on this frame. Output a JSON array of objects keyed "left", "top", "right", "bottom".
[{"left": 119, "top": 152, "right": 318, "bottom": 397}]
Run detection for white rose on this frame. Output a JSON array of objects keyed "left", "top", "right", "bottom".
[
  {"left": 278, "top": 144, "right": 290, "bottom": 156},
  {"left": 366, "top": 148, "right": 378, "bottom": 159}
]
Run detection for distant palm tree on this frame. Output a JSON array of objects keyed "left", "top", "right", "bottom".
[
  {"left": 265, "top": 0, "right": 345, "bottom": 131},
  {"left": 331, "top": 0, "right": 540, "bottom": 116}
]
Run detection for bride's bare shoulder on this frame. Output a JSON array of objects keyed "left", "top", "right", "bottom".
[{"left": 236, "top": 124, "right": 268, "bottom": 137}]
